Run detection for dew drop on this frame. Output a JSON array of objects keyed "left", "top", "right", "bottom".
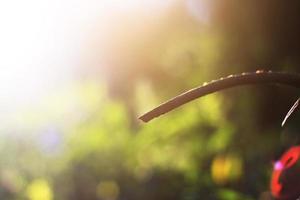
[{"left": 256, "top": 69, "right": 264, "bottom": 74}]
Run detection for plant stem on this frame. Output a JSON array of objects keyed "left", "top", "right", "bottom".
[{"left": 139, "top": 71, "right": 300, "bottom": 123}]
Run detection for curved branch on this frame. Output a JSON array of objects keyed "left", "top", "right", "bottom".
[{"left": 139, "top": 71, "right": 300, "bottom": 122}]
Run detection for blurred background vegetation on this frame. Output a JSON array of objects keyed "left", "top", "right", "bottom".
[{"left": 1, "top": 0, "right": 300, "bottom": 199}]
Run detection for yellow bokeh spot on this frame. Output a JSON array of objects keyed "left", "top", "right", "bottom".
[
  {"left": 26, "top": 179, "right": 53, "bottom": 200},
  {"left": 97, "top": 180, "right": 120, "bottom": 200},
  {"left": 211, "top": 154, "right": 243, "bottom": 185}
]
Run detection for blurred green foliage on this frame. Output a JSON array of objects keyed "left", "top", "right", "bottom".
[{"left": 1, "top": 0, "right": 300, "bottom": 200}]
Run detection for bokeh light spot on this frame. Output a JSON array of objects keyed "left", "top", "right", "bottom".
[
  {"left": 26, "top": 179, "right": 53, "bottom": 200},
  {"left": 211, "top": 154, "right": 243, "bottom": 185}
]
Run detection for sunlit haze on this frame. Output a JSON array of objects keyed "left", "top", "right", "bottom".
[
  {"left": 0, "top": 0, "right": 176, "bottom": 129},
  {"left": 0, "top": 0, "right": 297, "bottom": 199}
]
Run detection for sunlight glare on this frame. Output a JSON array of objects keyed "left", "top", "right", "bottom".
[{"left": 0, "top": 0, "right": 173, "bottom": 129}]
